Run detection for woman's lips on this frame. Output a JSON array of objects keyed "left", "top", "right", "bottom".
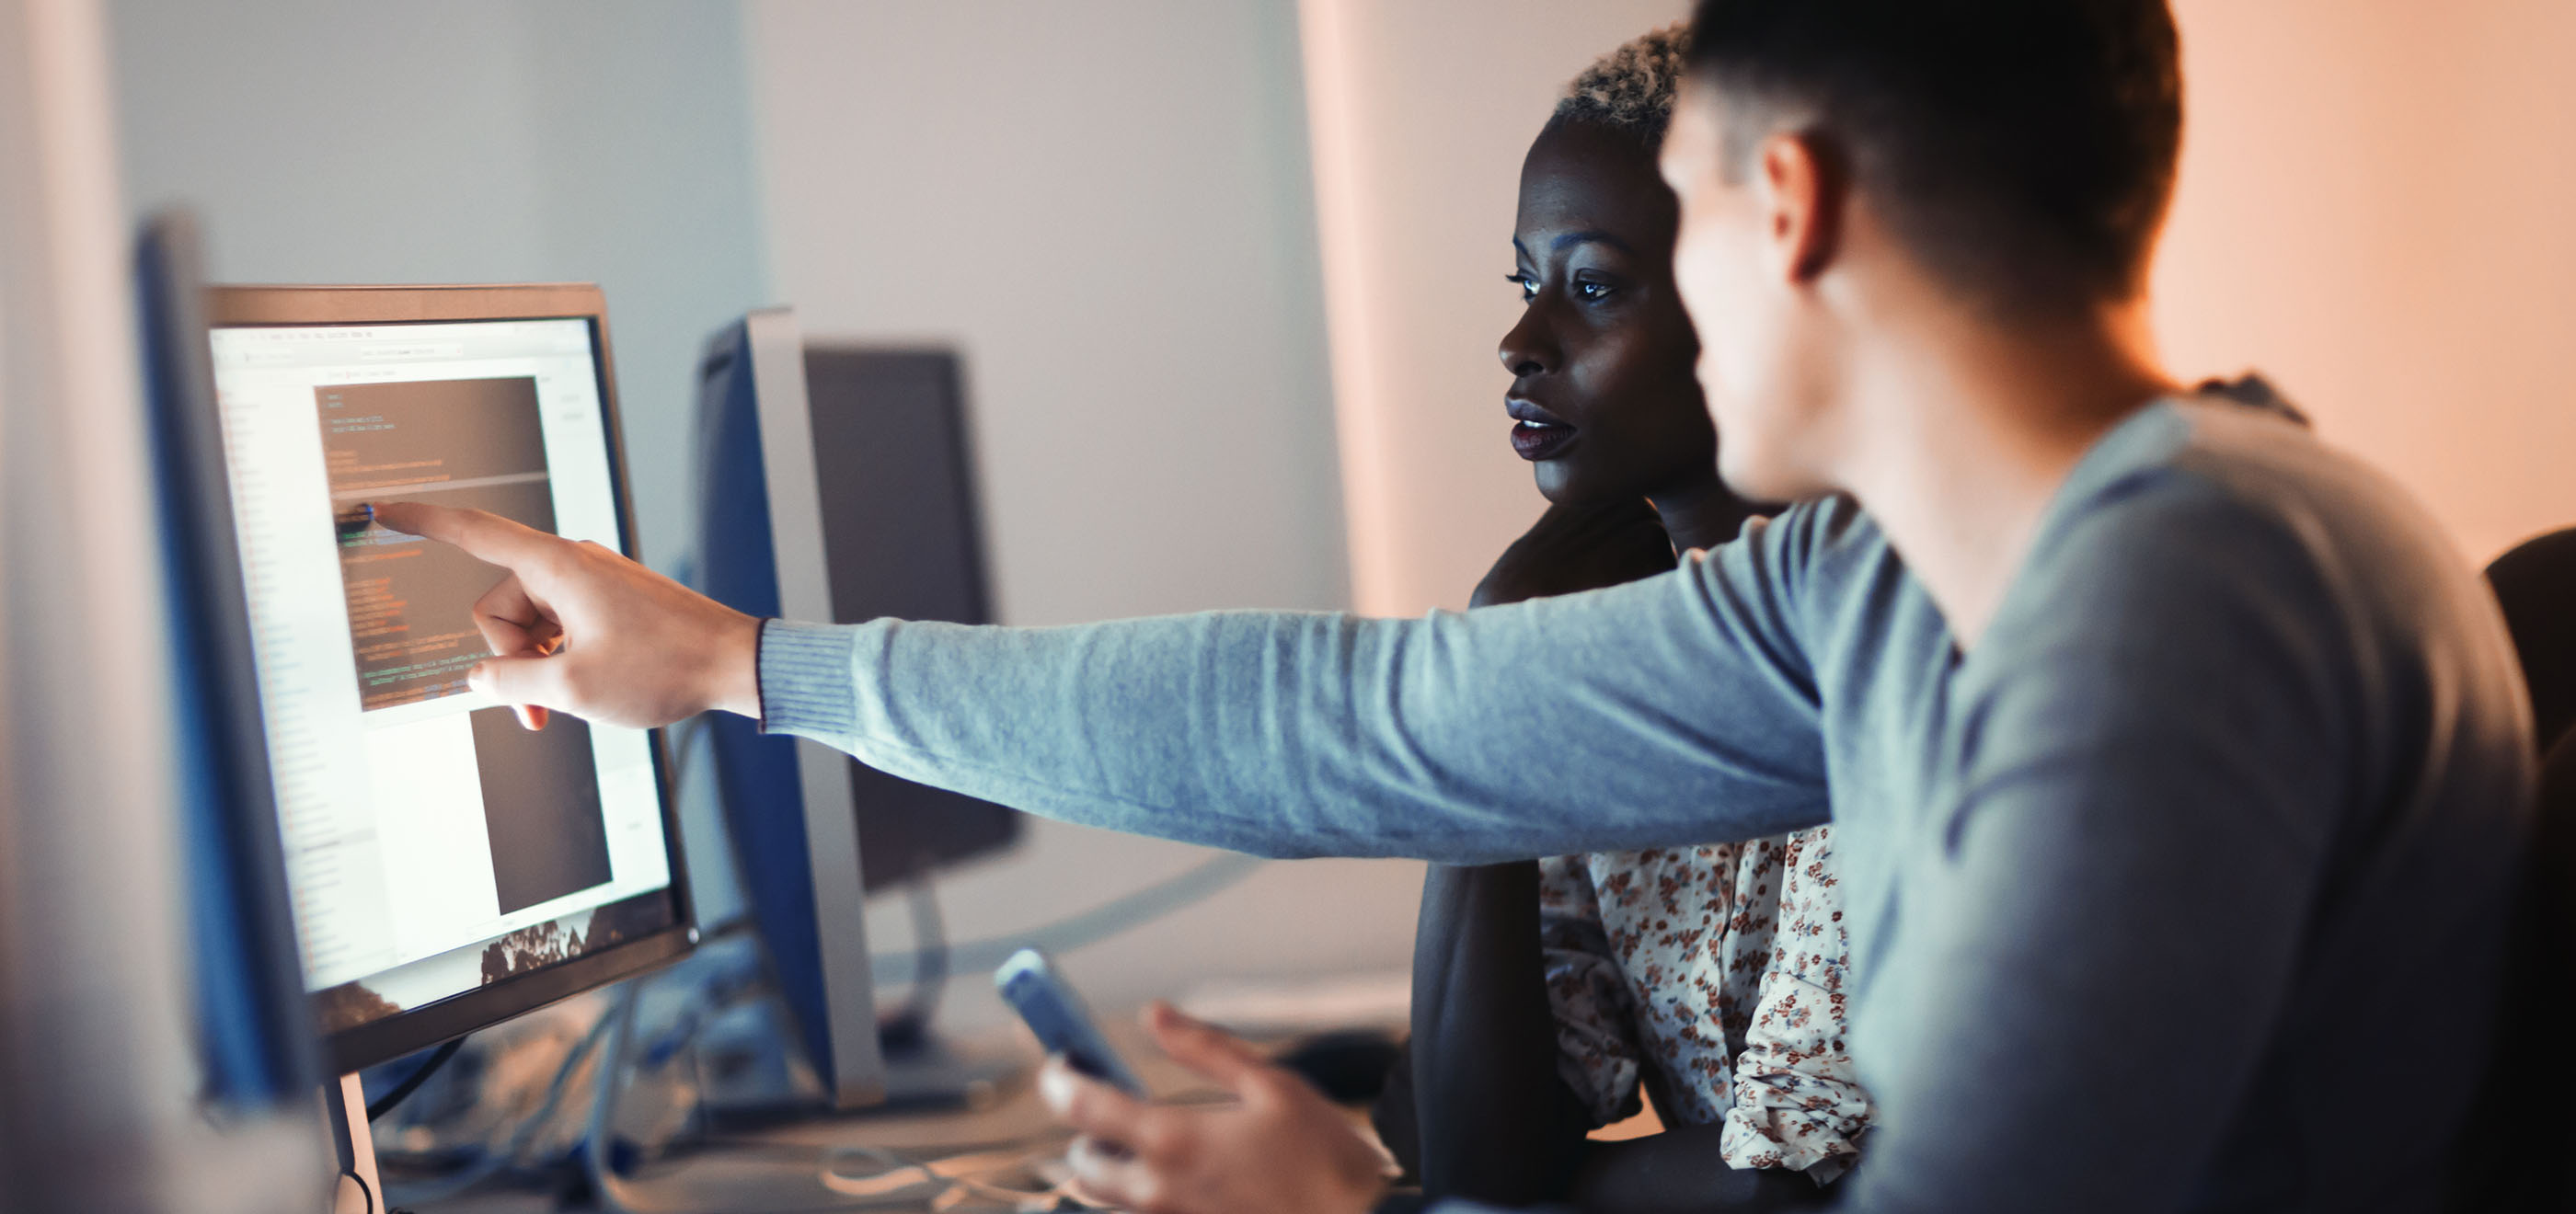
[{"left": 1511, "top": 418, "right": 1579, "bottom": 461}]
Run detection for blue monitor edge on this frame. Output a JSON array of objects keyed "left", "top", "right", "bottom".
[
  {"left": 134, "top": 209, "right": 322, "bottom": 1112},
  {"left": 694, "top": 310, "right": 889, "bottom": 1110}
]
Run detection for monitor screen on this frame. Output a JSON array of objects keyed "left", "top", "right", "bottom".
[{"left": 206, "top": 293, "right": 688, "bottom": 1068}]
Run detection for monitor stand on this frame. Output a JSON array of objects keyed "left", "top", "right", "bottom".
[
  {"left": 324, "top": 1073, "right": 382, "bottom": 1214},
  {"left": 588, "top": 986, "right": 1034, "bottom": 1213},
  {"left": 870, "top": 1028, "right": 1018, "bottom": 1115},
  {"left": 696, "top": 1022, "right": 1017, "bottom": 1131}
]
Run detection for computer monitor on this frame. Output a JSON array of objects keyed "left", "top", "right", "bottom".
[
  {"left": 135, "top": 212, "right": 324, "bottom": 1117},
  {"left": 199, "top": 281, "right": 696, "bottom": 1079},
  {"left": 121, "top": 212, "right": 341, "bottom": 1212},
  {"left": 693, "top": 309, "right": 887, "bottom": 1110},
  {"left": 690, "top": 313, "right": 1025, "bottom": 1113},
  {"left": 799, "top": 343, "right": 1021, "bottom": 887}
]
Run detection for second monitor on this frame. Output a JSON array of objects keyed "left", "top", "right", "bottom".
[
  {"left": 799, "top": 339, "right": 1020, "bottom": 887},
  {"left": 694, "top": 309, "right": 1022, "bottom": 1114}
]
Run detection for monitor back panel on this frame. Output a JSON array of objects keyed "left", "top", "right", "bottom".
[{"left": 802, "top": 347, "right": 1023, "bottom": 888}]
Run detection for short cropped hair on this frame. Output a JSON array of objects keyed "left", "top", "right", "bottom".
[
  {"left": 1685, "top": 0, "right": 2184, "bottom": 308},
  {"left": 1555, "top": 24, "right": 1692, "bottom": 149}
]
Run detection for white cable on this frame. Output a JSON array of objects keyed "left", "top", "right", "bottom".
[
  {"left": 585, "top": 978, "right": 960, "bottom": 1212},
  {"left": 869, "top": 852, "right": 1263, "bottom": 984}
]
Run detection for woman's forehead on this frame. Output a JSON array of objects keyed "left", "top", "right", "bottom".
[{"left": 1517, "top": 120, "right": 1676, "bottom": 249}]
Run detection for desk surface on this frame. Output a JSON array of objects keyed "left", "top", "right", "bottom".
[{"left": 410, "top": 1018, "right": 1246, "bottom": 1214}]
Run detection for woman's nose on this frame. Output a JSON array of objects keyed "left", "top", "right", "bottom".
[{"left": 1499, "top": 305, "right": 1554, "bottom": 377}]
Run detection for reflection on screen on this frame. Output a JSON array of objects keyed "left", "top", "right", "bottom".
[{"left": 209, "top": 319, "right": 674, "bottom": 1032}]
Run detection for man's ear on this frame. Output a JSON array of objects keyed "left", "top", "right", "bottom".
[{"left": 1756, "top": 132, "right": 1845, "bottom": 284}]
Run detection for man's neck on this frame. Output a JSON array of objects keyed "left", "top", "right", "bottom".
[{"left": 1835, "top": 298, "right": 2178, "bottom": 651}]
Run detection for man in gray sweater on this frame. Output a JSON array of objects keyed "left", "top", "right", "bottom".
[{"left": 374, "top": 1, "right": 2530, "bottom": 1210}]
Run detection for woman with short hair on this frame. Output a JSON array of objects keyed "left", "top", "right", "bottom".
[{"left": 1385, "top": 27, "right": 1869, "bottom": 1212}]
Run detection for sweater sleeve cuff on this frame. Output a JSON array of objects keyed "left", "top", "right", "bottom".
[{"left": 756, "top": 618, "right": 861, "bottom": 739}]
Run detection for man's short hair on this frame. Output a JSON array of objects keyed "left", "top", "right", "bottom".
[{"left": 1685, "top": 0, "right": 2184, "bottom": 309}]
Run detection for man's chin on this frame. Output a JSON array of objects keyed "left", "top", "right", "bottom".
[{"left": 1718, "top": 452, "right": 1825, "bottom": 507}]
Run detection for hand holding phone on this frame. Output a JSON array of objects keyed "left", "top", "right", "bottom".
[{"left": 995, "top": 947, "right": 1148, "bottom": 1097}]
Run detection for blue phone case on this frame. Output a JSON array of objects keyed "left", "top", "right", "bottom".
[{"left": 995, "top": 948, "right": 1148, "bottom": 1097}]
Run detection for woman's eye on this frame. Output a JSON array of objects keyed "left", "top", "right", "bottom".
[
  {"left": 1507, "top": 272, "right": 1537, "bottom": 301},
  {"left": 1575, "top": 280, "right": 1616, "bottom": 302}
]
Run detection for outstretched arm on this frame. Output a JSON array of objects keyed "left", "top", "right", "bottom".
[{"left": 374, "top": 498, "right": 1836, "bottom": 865}]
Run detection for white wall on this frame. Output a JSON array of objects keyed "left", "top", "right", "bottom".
[
  {"left": 743, "top": 0, "right": 1420, "bottom": 1027},
  {"left": 2156, "top": 0, "right": 2576, "bottom": 566},
  {"left": 747, "top": 0, "right": 1350, "bottom": 626},
  {"left": 107, "top": 0, "right": 772, "bottom": 578}
]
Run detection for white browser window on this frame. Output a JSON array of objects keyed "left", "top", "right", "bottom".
[{"left": 209, "top": 319, "right": 671, "bottom": 1011}]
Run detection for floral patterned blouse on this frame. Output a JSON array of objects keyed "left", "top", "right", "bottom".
[{"left": 1538, "top": 825, "right": 1872, "bottom": 1184}]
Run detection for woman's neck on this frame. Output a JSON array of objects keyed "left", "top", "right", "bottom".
[{"left": 1644, "top": 473, "right": 1759, "bottom": 554}]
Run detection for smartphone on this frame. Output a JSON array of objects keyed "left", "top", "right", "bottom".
[{"left": 995, "top": 947, "right": 1148, "bottom": 1097}]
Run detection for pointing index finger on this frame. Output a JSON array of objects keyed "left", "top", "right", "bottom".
[{"left": 371, "top": 500, "right": 557, "bottom": 572}]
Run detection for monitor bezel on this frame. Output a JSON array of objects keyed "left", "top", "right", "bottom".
[{"left": 206, "top": 282, "right": 696, "bottom": 1075}]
